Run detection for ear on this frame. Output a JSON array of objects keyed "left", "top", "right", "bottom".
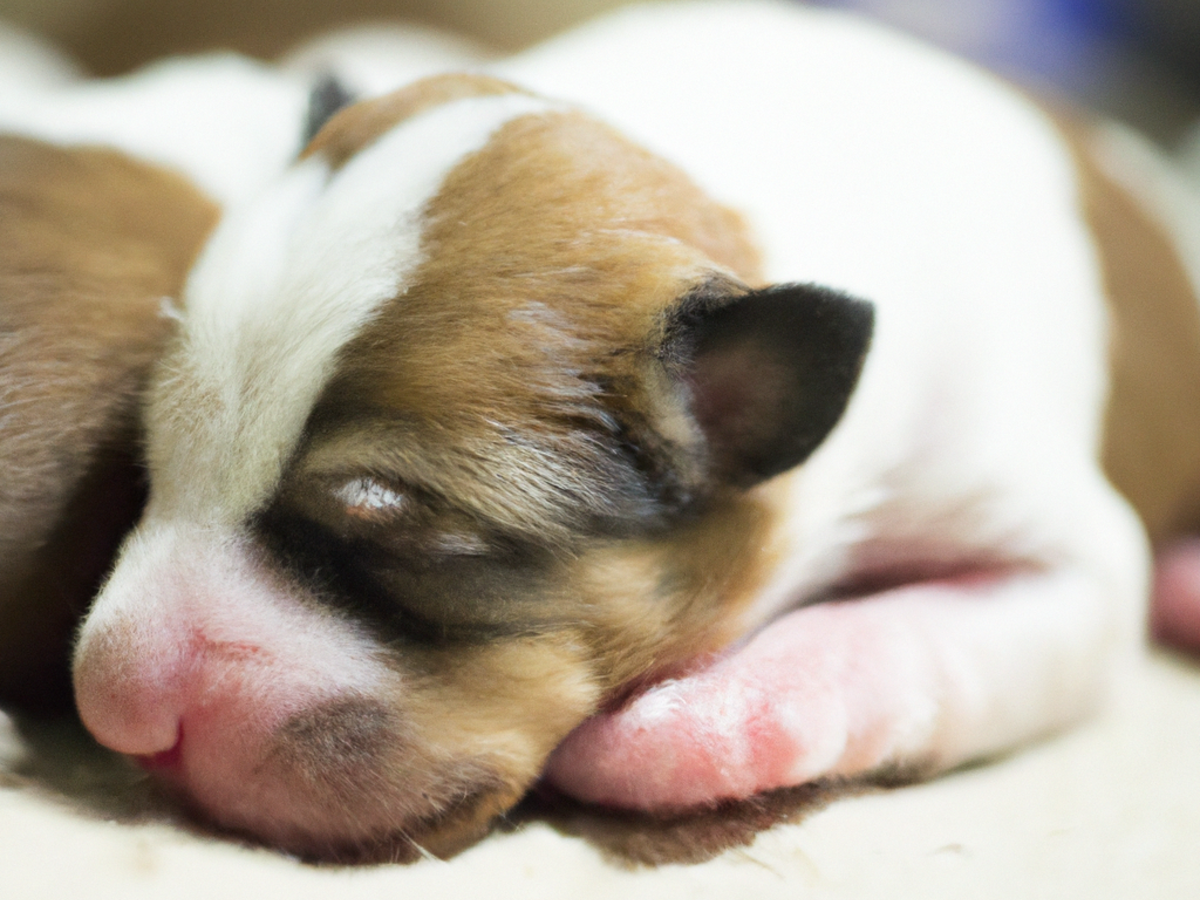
[
  {"left": 301, "top": 73, "right": 357, "bottom": 147},
  {"left": 665, "top": 282, "right": 874, "bottom": 488}
]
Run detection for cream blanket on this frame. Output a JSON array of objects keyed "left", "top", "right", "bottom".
[{"left": 2, "top": 649, "right": 1196, "bottom": 898}]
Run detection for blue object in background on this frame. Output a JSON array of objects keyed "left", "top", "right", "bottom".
[
  {"left": 807, "top": 0, "right": 1116, "bottom": 90},
  {"left": 807, "top": 0, "right": 1200, "bottom": 141}
]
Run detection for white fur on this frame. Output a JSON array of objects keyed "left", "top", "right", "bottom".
[
  {"left": 147, "top": 91, "right": 556, "bottom": 525},
  {"left": 338, "top": 478, "right": 407, "bottom": 514},
  {"left": 500, "top": 0, "right": 1126, "bottom": 605},
  {"left": 506, "top": 0, "right": 1147, "bottom": 782},
  {"left": 0, "top": 55, "right": 309, "bottom": 205}
]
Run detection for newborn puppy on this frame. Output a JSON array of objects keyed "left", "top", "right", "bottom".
[{"left": 69, "top": 1, "right": 1200, "bottom": 862}]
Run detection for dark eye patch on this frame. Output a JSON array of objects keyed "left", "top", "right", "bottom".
[
  {"left": 253, "top": 482, "right": 564, "bottom": 644},
  {"left": 254, "top": 503, "right": 446, "bottom": 642},
  {"left": 275, "top": 472, "right": 491, "bottom": 558}
]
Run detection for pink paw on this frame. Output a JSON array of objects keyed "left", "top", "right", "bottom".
[
  {"left": 1153, "top": 538, "right": 1200, "bottom": 652},
  {"left": 545, "top": 596, "right": 941, "bottom": 810}
]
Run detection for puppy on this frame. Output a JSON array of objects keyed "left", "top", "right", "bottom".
[{"left": 65, "top": 0, "right": 1200, "bottom": 863}]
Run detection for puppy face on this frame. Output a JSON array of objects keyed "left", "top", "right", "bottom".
[{"left": 73, "top": 76, "right": 872, "bottom": 860}]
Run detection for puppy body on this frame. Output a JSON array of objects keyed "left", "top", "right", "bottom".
[
  {"left": 66, "top": 1, "right": 1200, "bottom": 859},
  {"left": 507, "top": 2, "right": 1184, "bottom": 804}
]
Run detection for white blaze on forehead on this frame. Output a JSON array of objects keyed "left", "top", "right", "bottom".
[{"left": 148, "top": 92, "right": 555, "bottom": 525}]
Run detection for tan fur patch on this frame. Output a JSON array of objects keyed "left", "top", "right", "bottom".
[
  {"left": 0, "top": 135, "right": 218, "bottom": 707},
  {"left": 390, "top": 634, "right": 602, "bottom": 856},
  {"left": 266, "top": 106, "right": 782, "bottom": 837},
  {"left": 565, "top": 493, "right": 785, "bottom": 694},
  {"left": 304, "top": 109, "right": 761, "bottom": 538},
  {"left": 300, "top": 103, "right": 771, "bottom": 642},
  {"left": 302, "top": 73, "right": 532, "bottom": 170},
  {"left": 1057, "top": 121, "right": 1200, "bottom": 542}
]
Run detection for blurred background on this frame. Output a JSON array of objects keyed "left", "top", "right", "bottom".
[
  {"left": 810, "top": 0, "right": 1200, "bottom": 144},
  {"left": 1, "top": 0, "right": 1199, "bottom": 144}
]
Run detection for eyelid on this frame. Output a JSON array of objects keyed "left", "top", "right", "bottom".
[
  {"left": 336, "top": 477, "right": 407, "bottom": 518},
  {"left": 326, "top": 476, "right": 494, "bottom": 557},
  {"left": 427, "top": 532, "right": 490, "bottom": 557}
]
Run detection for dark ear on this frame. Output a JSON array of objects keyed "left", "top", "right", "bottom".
[
  {"left": 665, "top": 282, "right": 874, "bottom": 488},
  {"left": 302, "top": 73, "right": 358, "bottom": 146}
]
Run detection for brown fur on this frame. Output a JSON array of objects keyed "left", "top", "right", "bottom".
[
  {"left": 303, "top": 74, "right": 533, "bottom": 170},
  {"left": 245, "top": 98, "right": 786, "bottom": 856},
  {"left": 299, "top": 105, "right": 773, "bottom": 677},
  {"left": 0, "top": 135, "right": 218, "bottom": 708},
  {"left": 303, "top": 109, "right": 761, "bottom": 534},
  {"left": 1057, "top": 122, "right": 1200, "bottom": 542}
]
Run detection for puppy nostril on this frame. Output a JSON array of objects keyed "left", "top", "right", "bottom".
[{"left": 134, "top": 723, "right": 185, "bottom": 772}]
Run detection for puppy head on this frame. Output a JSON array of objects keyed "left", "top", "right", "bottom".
[{"left": 73, "top": 76, "right": 873, "bottom": 860}]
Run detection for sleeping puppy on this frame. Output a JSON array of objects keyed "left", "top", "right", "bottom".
[{"left": 67, "top": 0, "right": 1200, "bottom": 862}]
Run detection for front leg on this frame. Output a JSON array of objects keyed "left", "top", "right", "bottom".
[{"left": 546, "top": 500, "right": 1147, "bottom": 810}]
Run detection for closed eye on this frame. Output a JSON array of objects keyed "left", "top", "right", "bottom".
[
  {"left": 254, "top": 500, "right": 551, "bottom": 643},
  {"left": 278, "top": 471, "right": 496, "bottom": 560},
  {"left": 426, "top": 531, "right": 491, "bottom": 557},
  {"left": 336, "top": 477, "right": 407, "bottom": 521}
]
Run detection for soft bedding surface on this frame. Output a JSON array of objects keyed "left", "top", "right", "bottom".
[{"left": 2, "top": 648, "right": 1197, "bottom": 899}]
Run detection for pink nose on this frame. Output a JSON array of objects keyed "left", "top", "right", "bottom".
[{"left": 73, "top": 621, "right": 191, "bottom": 759}]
